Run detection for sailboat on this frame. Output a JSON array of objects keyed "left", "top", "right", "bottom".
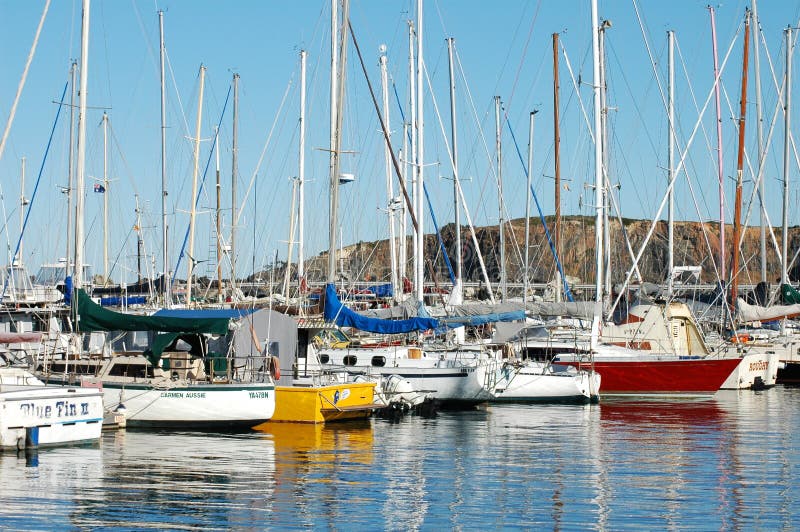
[
  {"left": 43, "top": 3, "right": 276, "bottom": 429},
  {"left": 548, "top": 0, "right": 741, "bottom": 397}
]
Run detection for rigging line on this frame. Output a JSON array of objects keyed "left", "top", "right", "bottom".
[
  {"left": 411, "top": 56, "right": 497, "bottom": 298},
  {"left": 1, "top": 81, "right": 68, "bottom": 303},
  {"left": 705, "top": 31, "right": 786, "bottom": 273},
  {"left": 172, "top": 85, "right": 232, "bottom": 285},
  {"left": 608, "top": 22, "right": 742, "bottom": 319},
  {"left": 504, "top": 118, "right": 574, "bottom": 302},
  {"left": 673, "top": 37, "right": 731, "bottom": 287},
  {"left": 453, "top": 49, "right": 503, "bottom": 226},
  {"left": 0, "top": 0, "right": 51, "bottom": 165},
  {"left": 395, "top": 65, "right": 496, "bottom": 302},
  {"left": 234, "top": 75, "right": 294, "bottom": 228},
  {"left": 165, "top": 49, "right": 191, "bottom": 138},
  {"left": 504, "top": 0, "right": 542, "bottom": 114}
]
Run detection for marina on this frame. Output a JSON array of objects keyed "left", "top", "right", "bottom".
[{"left": 3, "top": 0, "right": 800, "bottom": 527}]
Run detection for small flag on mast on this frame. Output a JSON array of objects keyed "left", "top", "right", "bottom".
[{"left": 94, "top": 183, "right": 105, "bottom": 193}]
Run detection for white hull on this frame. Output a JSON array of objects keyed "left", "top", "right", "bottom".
[
  {"left": 316, "top": 346, "right": 490, "bottom": 404},
  {"left": 718, "top": 352, "right": 780, "bottom": 389},
  {"left": 490, "top": 363, "right": 600, "bottom": 402},
  {"left": 100, "top": 383, "right": 276, "bottom": 428},
  {"left": 0, "top": 385, "right": 103, "bottom": 448}
]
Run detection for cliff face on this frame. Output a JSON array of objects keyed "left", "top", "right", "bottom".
[{"left": 296, "top": 216, "right": 800, "bottom": 286}]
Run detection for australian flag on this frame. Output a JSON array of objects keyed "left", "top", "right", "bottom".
[{"left": 94, "top": 183, "right": 105, "bottom": 193}]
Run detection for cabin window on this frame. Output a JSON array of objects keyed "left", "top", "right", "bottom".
[
  {"left": 371, "top": 356, "right": 386, "bottom": 367},
  {"left": 343, "top": 354, "right": 358, "bottom": 366},
  {"left": 108, "top": 363, "right": 154, "bottom": 379},
  {"left": 319, "top": 354, "right": 330, "bottom": 364}
]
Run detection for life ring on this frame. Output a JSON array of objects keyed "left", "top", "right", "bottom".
[{"left": 270, "top": 356, "right": 281, "bottom": 380}]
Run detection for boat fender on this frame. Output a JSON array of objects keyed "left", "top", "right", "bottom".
[{"left": 270, "top": 356, "right": 281, "bottom": 380}]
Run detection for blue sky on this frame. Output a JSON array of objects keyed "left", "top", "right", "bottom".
[{"left": 0, "top": 0, "right": 798, "bottom": 284}]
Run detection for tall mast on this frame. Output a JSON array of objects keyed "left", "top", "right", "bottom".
[
  {"left": 186, "top": 65, "right": 206, "bottom": 305},
  {"left": 591, "top": 0, "right": 604, "bottom": 329},
  {"left": 495, "top": 95, "right": 506, "bottom": 302},
  {"left": 599, "top": 20, "right": 611, "bottom": 310},
  {"left": 328, "top": 0, "right": 349, "bottom": 284},
  {"left": 74, "top": 0, "right": 90, "bottom": 291},
  {"left": 18, "top": 157, "right": 25, "bottom": 263},
  {"left": 553, "top": 32, "right": 562, "bottom": 302},
  {"left": 135, "top": 194, "right": 142, "bottom": 283},
  {"left": 231, "top": 73, "right": 239, "bottom": 290},
  {"left": 215, "top": 126, "right": 222, "bottom": 303},
  {"left": 400, "top": 121, "right": 409, "bottom": 286},
  {"left": 525, "top": 112, "right": 535, "bottom": 306},
  {"left": 709, "top": 6, "right": 726, "bottom": 284},
  {"left": 447, "top": 37, "right": 462, "bottom": 305},
  {"left": 158, "top": 10, "right": 169, "bottom": 305},
  {"left": 782, "top": 26, "right": 792, "bottom": 334},
  {"left": 66, "top": 61, "right": 76, "bottom": 277},
  {"left": 730, "top": 11, "right": 750, "bottom": 313},
  {"left": 298, "top": 50, "right": 307, "bottom": 290},
  {"left": 414, "top": 0, "right": 425, "bottom": 304},
  {"left": 752, "top": 0, "right": 767, "bottom": 283},
  {"left": 407, "top": 20, "right": 416, "bottom": 293},
  {"left": 667, "top": 30, "right": 675, "bottom": 297},
  {"left": 380, "top": 46, "right": 400, "bottom": 300},
  {"left": 102, "top": 111, "right": 108, "bottom": 284}
]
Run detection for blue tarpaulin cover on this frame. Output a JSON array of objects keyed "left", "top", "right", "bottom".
[{"left": 324, "top": 283, "right": 437, "bottom": 334}]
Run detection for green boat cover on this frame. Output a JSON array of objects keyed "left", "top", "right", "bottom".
[
  {"left": 781, "top": 283, "right": 800, "bottom": 305},
  {"left": 74, "top": 289, "right": 230, "bottom": 364}
]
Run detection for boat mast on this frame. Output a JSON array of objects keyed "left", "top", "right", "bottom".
[
  {"left": 525, "top": 111, "right": 535, "bottom": 306},
  {"left": 66, "top": 61, "right": 76, "bottom": 277},
  {"left": 102, "top": 112, "right": 108, "bottom": 285},
  {"left": 135, "top": 194, "right": 142, "bottom": 283},
  {"left": 591, "top": 0, "right": 604, "bottom": 340},
  {"left": 447, "top": 37, "right": 462, "bottom": 306},
  {"left": 231, "top": 73, "right": 239, "bottom": 293},
  {"left": 158, "top": 10, "right": 170, "bottom": 306},
  {"left": 414, "top": 0, "right": 425, "bottom": 304},
  {"left": 74, "top": 0, "right": 90, "bottom": 292},
  {"left": 752, "top": 0, "right": 766, "bottom": 283},
  {"left": 495, "top": 95, "right": 506, "bottom": 302},
  {"left": 709, "top": 6, "right": 726, "bottom": 285},
  {"left": 380, "top": 45, "right": 399, "bottom": 301},
  {"left": 19, "top": 157, "right": 26, "bottom": 264},
  {"left": 553, "top": 32, "right": 562, "bottom": 303},
  {"left": 298, "top": 50, "right": 307, "bottom": 294},
  {"left": 215, "top": 126, "right": 223, "bottom": 303},
  {"left": 730, "top": 11, "right": 750, "bottom": 315},
  {"left": 782, "top": 26, "right": 792, "bottom": 335},
  {"left": 407, "top": 20, "right": 416, "bottom": 295},
  {"left": 599, "top": 19, "right": 611, "bottom": 312},
  {"left": 328, "top": 0, "right": 349, "bottom": 284},
  {"left": 186, "top": 65, "right": 206, "bottom": 306},
  {"left": 667, "top": 30, "right": 675, "bottom": 297}
]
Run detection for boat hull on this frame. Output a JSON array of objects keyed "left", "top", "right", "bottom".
[
  {"left": 490, "top": 366, "right": 601, "bottom": 403},
  {"left": 720, "top": 352, "right": 779, "bottom": 389},
  {"left": 0, "top": 386, "right": 103, "bottom": 448},
  {"left": 557, "top": 357, "right": 742, "bottom": 397},
  {"left": 99, "top": 383, "right": 276, "bottom": 428},
  {"left": 270, "top": 382, "right": 379, "bottom": 423}
]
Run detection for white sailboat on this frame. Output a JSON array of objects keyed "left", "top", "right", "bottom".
[{"left": 52, "top": 4, "right": 275, "bottom": 429}]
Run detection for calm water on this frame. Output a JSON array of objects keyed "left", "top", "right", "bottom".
[{"left": 1, "top": 387, "right": 798, "bottom": 530}]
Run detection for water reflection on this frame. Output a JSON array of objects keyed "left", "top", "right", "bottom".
[
  {"left": 253, "top": 421, "right": 376, "bottom": 529},
  {"left": 0, "top": 391, "right": 798, "bottom": 529}
]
